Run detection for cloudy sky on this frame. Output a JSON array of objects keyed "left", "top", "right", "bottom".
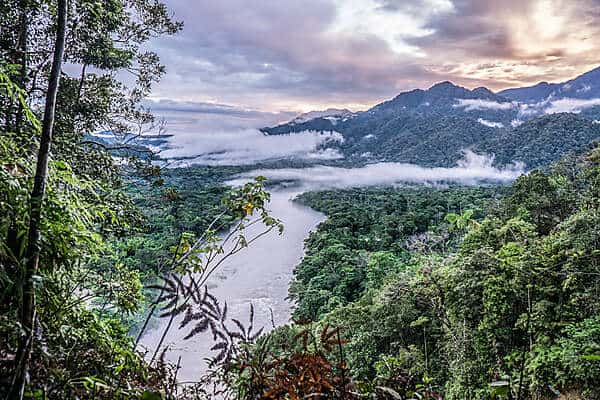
[{"left": 147, "top": 0, "right": 600, "bottom": 118}]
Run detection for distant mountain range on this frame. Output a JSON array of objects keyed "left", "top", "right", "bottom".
[
  {"left": 84, "top": 132, "right": 174, "bottom": 160},
  {"left": 262, "top": 66, "right": 600, "bottom": 168},
  {"left": 499, "top": 66, "right": 600, "bottom": 102}
]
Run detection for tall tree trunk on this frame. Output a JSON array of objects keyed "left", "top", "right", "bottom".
[
  {"left": 7, "top": 1, "right": 29, "bottom": 263},
  {"left": 8, "top": 1, "right": 68, "bottom": 398},
  {"left": 14, "top": 0, "right": 29, "bottom": 135}
]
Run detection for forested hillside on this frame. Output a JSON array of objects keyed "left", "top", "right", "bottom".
[
  {"left": 265, "top": 110, "right": 600, "bottom": 169},
  {"left": 474, "top": 114, "right": 600, "bottom": 167},
  {"left": 239, "top": 146, "right": 600, "bottom": 399}
]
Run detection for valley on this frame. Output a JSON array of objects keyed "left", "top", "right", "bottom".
[
  {"left": 139, "top": 190, "right": 325, "bottom": 381},
  {"left": 3, "top": 2, "right": 600, "bottom": 398},
  {"left": 110, "top": 65, "right": 600, "bottom": 398}
]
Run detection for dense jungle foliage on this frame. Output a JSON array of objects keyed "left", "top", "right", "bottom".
[
  {"left": 99, "top": 168, "right": 237, "bottom": 304},
  {"left": 245, "top": 147, "right": 600, "bottom": 399},
  {"left": 2, "top": 0, "right": 600, "bottom": 399},
  {"left": 290, "top": 186, "right": 507, "bottom": 321},
  {"left": 0, "top": 1, "right": 242, "bottom": 398}
]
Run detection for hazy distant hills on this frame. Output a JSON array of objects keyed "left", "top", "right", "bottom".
[
  {"left": 500, "top": 66, "right": 600, "bottom": 102},
  {"left": 262, "top": 66, "right": 600, "bottom": 169}
]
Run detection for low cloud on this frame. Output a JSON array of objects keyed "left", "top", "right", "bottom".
[
  {"left": 454, "top": 96, "right": 600, "bottom": 120},
  {"left": 577, "top": 84, "right": 592, "bottom": 94},
  {"left": 142, "top": 98, "right": 345, "bottom": 166},
  {"left": 517, "top": 102, "right": 544, "bottom": 116},
  {"left": 228, "top": 150, "right": 524, "bottom": 189},
  {"left": 162, "top": 130, "right": 344, "bottom": 166},
  {"left": 477, "top": 118, "right": 504, "bottom": 128},
  {"left": 454, "top": 99, "right": 516, "bottom": 111},
  {"left": 544, "top": 98, "right": 600, "bottom": 114}
]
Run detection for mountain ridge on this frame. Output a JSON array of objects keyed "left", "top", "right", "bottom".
[
  {"left": 499, "top": 66, "right": 600, "bottom": 102},
  {"left": 261, "top": 66, "right": 600, "bottom": 169}
]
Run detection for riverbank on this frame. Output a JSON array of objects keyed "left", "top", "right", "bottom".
[{"left": 139, "top": 190, "right": 325, "bottom": 382}]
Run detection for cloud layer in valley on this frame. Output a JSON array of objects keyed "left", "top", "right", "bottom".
[
  {"left": 543, "top": 98, "right": 600, "bottom": 114},
  {"left": 161, "top": 129, "right": 344, "bottom": 166},
  {"left": 228, "top": 151, "right": 524, "bottom": 189},
  {"left": 454, "top": 99, "right": 516, "bottom": 111},
  {"left": 477, "top": 118, "right": 504, "bottom": 128},
  {"left": 143, "top": 98, "right": 349, "bottom": 166},
  {"left": 453, "top": 95, "right": 600, "bottom": 120}
]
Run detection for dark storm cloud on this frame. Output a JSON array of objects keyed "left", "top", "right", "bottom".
[
  {"left": 409, "top": 9, "right": 514, "bottom": 58},
  {"left": 408, "top": 0, "right": 534, "bottom": 57}
]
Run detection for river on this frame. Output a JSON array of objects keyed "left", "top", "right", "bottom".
[{"left": 138, "top": 190, "right": 325, "bottom": 382}]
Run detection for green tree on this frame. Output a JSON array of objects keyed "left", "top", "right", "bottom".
[
  {"left": 9, "top": 1, "right": 67, "bottom": 397},
  {"left": 1, "top": 0, "right": 183, "bottom": 398}
]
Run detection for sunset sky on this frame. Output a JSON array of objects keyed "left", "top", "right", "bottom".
[{"left": 148, "top": 0, "right": 600, "bottom": 116}]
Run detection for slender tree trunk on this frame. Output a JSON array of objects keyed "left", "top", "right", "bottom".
[
  {"left": 516, "top": 287, "right": 532, "bottom": 400},
  {"left": 14, "top": 0, "right": 29, "bottom": 135},
  {"left": 76, "top": 63, "right": 87, "bottom": 102},
  {"left": 8, "top": 1, "right": 68, "bottom": 398},
  {"left": 4, "top": 100, "right": 13, "bottom": 132}
]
